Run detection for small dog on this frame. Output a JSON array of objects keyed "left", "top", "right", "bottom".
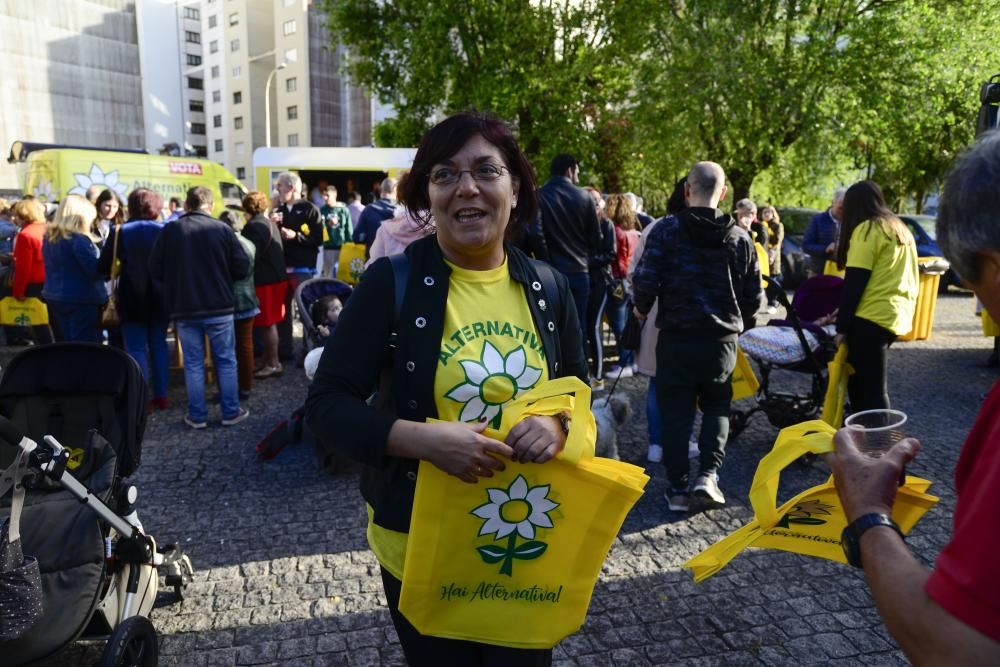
[{"left": 592, "top": 394, "right": 632, "bottom": 460}]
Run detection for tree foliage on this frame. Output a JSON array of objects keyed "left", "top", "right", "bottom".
[{"left": 322, "top": 0, "right": 1000, "bottom": 213}]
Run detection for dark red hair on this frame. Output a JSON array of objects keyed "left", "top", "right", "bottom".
[{"left": 127, "top": 188, "right": 163, "bottom": 221}]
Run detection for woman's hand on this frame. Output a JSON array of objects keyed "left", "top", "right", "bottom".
[
  {"left": 506, "top": 415, "right": 566, "bottom": 464},
  {"left": 417, "top": 420, "right": 514, "bottom": 484}
]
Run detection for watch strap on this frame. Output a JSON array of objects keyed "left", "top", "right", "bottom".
[{"left": 843, "top": 513, "right": 903, "bottom": 568}]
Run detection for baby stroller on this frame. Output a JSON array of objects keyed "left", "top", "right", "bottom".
[
  {"left": 294, "top": 277, "right": 353, "bottom": 354},
  {"left": 0, "top": 343, "right": 193, "bottom": 666},
  {"left": 730, "top": 275, "right": 844, "bottom": 440}
]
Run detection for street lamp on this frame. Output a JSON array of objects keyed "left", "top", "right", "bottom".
[{"left": 264, "top": 61, "right": 287, "bottom": 148}]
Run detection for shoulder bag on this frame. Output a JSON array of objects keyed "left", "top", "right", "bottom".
[{"left": 101, "top": 225, "right": 121, "bottom": 328}]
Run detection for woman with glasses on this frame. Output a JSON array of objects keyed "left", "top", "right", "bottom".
[{"left": 306, "top": 112, "right": 587, "bottom": 665}]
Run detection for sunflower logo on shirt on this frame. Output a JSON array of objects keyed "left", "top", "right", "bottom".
[{"left": 445, "top": 340, "right": 542, "bottom": 427}]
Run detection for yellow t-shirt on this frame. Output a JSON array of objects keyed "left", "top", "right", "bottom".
[
  {"left": 368, "top": 257, "right": 549, "bottom": 579},
  {"left": 846, "top": 219, "right": 920, "bottom": 335}
]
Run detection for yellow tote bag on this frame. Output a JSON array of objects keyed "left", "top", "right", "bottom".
[
  {"left": 823, "top": 260, "right": 846, "bottom": 278},
  {"left": 0, "top": 297, "right": 49, "bottom": 326},
  {"left": 399, "top": 377, "right": 649, "bottom": 649},
  {"left": 820, "top": 344, "right": 853, "bottom": 427},
  {"left": 684, "top": 420, "right": 938, "bottom": 582},
  {"left": 336, "top": 242, "right": 367, "bottom": 285},
  {"left": 731, "top": 346, "right": 760, "bottom": 401},
  {"left": 983, "top": 307, "right": 1000, "bottom": 337}
]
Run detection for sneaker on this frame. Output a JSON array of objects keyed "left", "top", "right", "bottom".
[
  {"left": 604, "top": 365, "right": 634, "bottom": 380},
  {"left": 647, "top": 444, "right": 663, "bottom": 463},
  {"left": 665, "top": 487, "right": 690, "bottom": 512},
  {"left": 222, "top": 407, "right": 250, "bottom": 426},
  {"left": 183, "top": 414, "right": 207, "bottom": 430},
  {"left": 253, "top": 365, "right": 283, "bottom": 379},
  {"left": 693, "top": 473, "right": 726, "bottom": 506},
  {"left": 589, "top": 377, "right": 606, "bottom": 392},
  {"left": 765, "top": 305, "right": 778, "bottom": 314}
]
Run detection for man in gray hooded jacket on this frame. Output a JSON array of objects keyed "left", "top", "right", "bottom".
[{"left": 633, "top": 161, "right": 761, "bottom": 512}]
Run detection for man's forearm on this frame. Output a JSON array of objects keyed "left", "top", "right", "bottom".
[{"left": 862, "top": 527, "right": 999, "bottom": 666}]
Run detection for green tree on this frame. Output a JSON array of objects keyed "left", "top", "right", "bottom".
[{"left": 320, "top": 0, "right": 643, "bottom": 187}]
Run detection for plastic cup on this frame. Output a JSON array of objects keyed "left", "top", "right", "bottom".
[{"left": 844, "top": 409, "right": 907, "bottom": 458}]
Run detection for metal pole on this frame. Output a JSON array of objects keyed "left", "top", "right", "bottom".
[{"left": 265, "top": 69, "right": 276, "bottom": 148}]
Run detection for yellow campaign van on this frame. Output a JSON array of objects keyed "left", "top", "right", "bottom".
[
  {"left": 252, "top": 147, "right": 417, "bottom": 200},
  {"left": 9, "top": 142, "right": 246, "bottom": 217}
]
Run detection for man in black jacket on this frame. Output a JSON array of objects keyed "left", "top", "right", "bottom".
[
  {"left": 149, "top": 186, "right": 251, "bottom": 429},
  {"left": 633, "top": 162, "right": 762, "bottom": 512},
  {"left": 535, "top": 154, "right": 602, "bottom": 334},
  {"left": 273, "top": 171, "right": 323, "bottom": 361}
]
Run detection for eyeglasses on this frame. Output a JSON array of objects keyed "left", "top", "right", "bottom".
[{"left": 428, "top": 163, "right": 509, "bottom": 186}]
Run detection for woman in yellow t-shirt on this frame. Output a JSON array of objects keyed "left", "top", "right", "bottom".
[
  {"left": 834, "top": 180, "right": 919, "bottom": 412},
  {"left": 305, "top": 113, "right": 587, "bottom": 666}
]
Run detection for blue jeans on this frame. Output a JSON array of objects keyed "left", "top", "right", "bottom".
[
  {"left": 646, "top": 376, "right": 663, "bottom": 446},
  {"left": 122, "top": 320, "right": 169, "bottom": 399},
  {"left": 606, "top": 296, "right": 634, "bottom": 367},
  {"left": 48, "top": 300, "right": 102, "bottom": 343},
  {"left": 561, "top": 271, "right": 589, "bottom": 335},
  {"left": 176, "top": 315, "right": 240, "bottom": 422}
]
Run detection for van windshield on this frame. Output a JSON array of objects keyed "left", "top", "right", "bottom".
[{"left": 220, "top": 181, "right": 246, "bottom": 209}]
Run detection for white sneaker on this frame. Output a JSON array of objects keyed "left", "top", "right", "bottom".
[
  {"left": 665, "top": 487, "right": 690, "bottom": 512},
  {"left": 692, "top": 473, "right": 725, "bottom": 506},
  {"left": 647, "top": 444, "right": 663, "bottom": 463},
  {"left": 688, "top": 437, "right": 699, "bottom": 459},
  {"left": 605, "top": 365, "right": 634, "bottom": 379}
]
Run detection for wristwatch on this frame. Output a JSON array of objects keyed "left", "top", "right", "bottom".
[
  {"left": 841, "top": 513, "right": 904, "bottom": 568},
  {"left": 557, "top": 412, "right": 571, "bottom": 435}
]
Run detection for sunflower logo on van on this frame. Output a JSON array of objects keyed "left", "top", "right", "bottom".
[
  {"left": 67, "top": 164, "right": 128, "bottom": 200},
  {"left": 776, "top": 499, "right": 834, "bottom": 528},
  {"left": 31, "top": 179, "right": 56, "bottom": 202},
  {"left": 445, "top": 341, "right": 542, "bottom": 427},
  {"left": 471, "top": 475, "right": 558, "bottom": 576}
]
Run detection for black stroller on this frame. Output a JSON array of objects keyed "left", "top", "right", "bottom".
[
  {"left": 0, "top": 344, "right": 192, "bottom": 666},
  {"left": 729, "top": 275, "right": 844, "bottom": 440},
  {"left": 293, "top": 277, "right": 353, "bottom": 354}
]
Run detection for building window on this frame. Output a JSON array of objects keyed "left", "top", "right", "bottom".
[
  {"left": 231, "top": 66, "right": 241, "bottom": 78},
  {"left": 233, "top": 91, "right": 242, "bottom": 104},
  {"left": 208, "top": 14, "right": 217, "bottom": 28},
  {"left": 287, "top": 133, "right": 299, "bottom": 147},
  {"left": 184, "top": 7, "right": 200, "bottom": 20},
  {"left": 284, "top": 48, "right": 298, "bottom": 63},
  {"left": 287, "top": 105, "right": 298, "bottom": 120},
  {"left": 237, "top": 167, "right": 246, "bottom": 180},
  {"left": 230, "top": 39, "right": 239, "bottom": 52},
  {"left": 185, "top": 31, "right": 200, "bottom": 44},
  {"left": 210, "top": 65, "right": 219, "bottom": 79},
  {"left": 212, "top": 90, "right": 221, "bottom": 103},
  {"left": 194, "top": 145, "right": 207, "bottom": 157},
  {"left": 190, "top": 122, "right": 206, "bottom": 135},
  {"left": 285, "top": 77, "right": 297, "bottom": 93},
  {"left": 234, "top": 117, "right": 243, "bottom": 130},
  {"left": 209, "top": 40, "right": 218, "bottom": 54},
  {"left": 283, "top": 20, "right": 296, "bottom": 35},
  {"left": 213, "top": 115, "right": 222, "bottom": 128},
  {"left": 229, "top": 13, "right": 238, "bottom": 25},
  {"left": 189, "top": 100, "right": 204, "bottom": 112},
  {"left": 214, "top": 139, "right": 223, "bottom": 152},
  {"left": 187, "top": 76, "right": 203, "bottom": 90},
  {"left": 186, "top": 54, "right": 202, "bottom": 66}
]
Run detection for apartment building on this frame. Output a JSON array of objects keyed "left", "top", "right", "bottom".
[{"left": 203, "top": 0, "right": 375, "bottom": 186}]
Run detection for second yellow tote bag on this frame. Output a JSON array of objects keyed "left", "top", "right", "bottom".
[
  {"left": 399, "top": 377, "right": 648, "bottom": 649},
  {"left": 335, "top": 242, "right": 367, "bottom": 285},
  {"left": 0, "top": 297, "right": 49, "bottom": 327}
]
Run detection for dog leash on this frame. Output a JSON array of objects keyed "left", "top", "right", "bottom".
[{"left": 603, "top": 365, "right": 626, "bottom": 403}]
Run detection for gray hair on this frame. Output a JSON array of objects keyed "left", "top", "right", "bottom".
[
  {"left": 276, "top": 171, "right": 302, "bottom": 193},
  {"left": 623, "top": 192, "right": 639, "bottom": 211},
  {"left": 735, "top": 198, "right": 757, "bottom": 214},
  {"left": 832, "top": 187, "right": 848, "bottom": 204},
  {"left": 380, "top": 177, "right": 398, "bottom": 197},
  {"left": 185, "top": 186, "right": 213, "bottom": 212},
  {"left": 687, "top": 161, "right": 726, "bottom": 202},
  {"left": 937, "top": 130, "right": 1000, "bottom": 283}
]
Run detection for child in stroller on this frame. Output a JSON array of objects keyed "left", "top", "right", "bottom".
[
  {"left": 0, "top": 343, "right": 192, "bottom": 666},
  {"left": 311, "top": 294, "right": 344, "bottom": 346},
  {"left": 730, "top": 275, "right": 844, "bottom": 439},
  {"left": 294, "top": 277, "right": 352, "bottom": 354}
]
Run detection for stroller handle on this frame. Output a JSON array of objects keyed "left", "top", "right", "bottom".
[{"left": 0, "top": 413, "right": 24, "bottom": 448}]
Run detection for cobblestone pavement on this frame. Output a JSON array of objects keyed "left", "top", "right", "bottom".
[{"left": 28, "top": 290, "right": 994, "bottom": 666}]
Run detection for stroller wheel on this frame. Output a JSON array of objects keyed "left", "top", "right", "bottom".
[{"left": 100, "top": 616, "right": 158, "bottom": 667}]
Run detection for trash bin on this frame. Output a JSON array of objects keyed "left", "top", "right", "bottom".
[{"left": 899, "top": 257, "right": 950, "bottom": 341}]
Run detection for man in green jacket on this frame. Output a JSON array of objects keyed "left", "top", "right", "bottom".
[{"left": 320, "top": 185, "right": 352, "bottom": 278}]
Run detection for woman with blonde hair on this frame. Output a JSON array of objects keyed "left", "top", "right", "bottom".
[
  {"left": 603, "top": 193, "right": 640, "bottom": 378},
  {"left": 42, "top": 194, "right": 108, "bottom": 342},
  {"left": 761, "top": 205, "right": 784, "bottom": 310}
]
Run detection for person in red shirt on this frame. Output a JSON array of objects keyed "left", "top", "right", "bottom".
[
  {"left": 8, "top": 198, "right": 53, "bottom": 344},
  {"left": 826, "top": 132, "right": 1000, "bottom": 664}
]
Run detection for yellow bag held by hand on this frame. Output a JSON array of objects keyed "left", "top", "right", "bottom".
[
  {"left": 731, "top": 346, "right": 760, "bottom": 401},
  {"left": 0, "top": 297, "right": 49, "bottom": 327},
  {"left": 399, "top": 377, "right": 649, "bottom": 649},
  {"left": 683, "top": 420, "right": 938, "bottom": 583},
  {"left": 336, "top": 242, "right": 367, "bottom": 285}
]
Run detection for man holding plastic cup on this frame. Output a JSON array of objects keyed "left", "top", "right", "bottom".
[{"left": 827, "top": 132, "right": 1000, "bottom": 664}]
